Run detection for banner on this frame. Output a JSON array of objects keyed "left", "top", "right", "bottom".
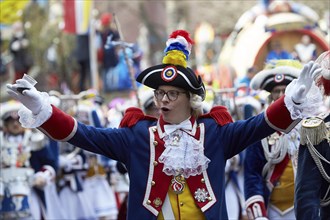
[{"left": 63, "top": 0, "right": 92, "bottom": 34}]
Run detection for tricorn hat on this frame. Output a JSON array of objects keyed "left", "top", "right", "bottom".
[
  {"left": 136, "top": 30, "right": 205, "bottom": 100},
  {"left": 250, "top": 59, "right": 302, "bottom": 92}
]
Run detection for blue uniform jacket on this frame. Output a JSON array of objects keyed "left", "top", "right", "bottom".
[
  {"left": 295, "top": 114, "right": 330, "bottom": 220},
  {"left": 244, "top": 141, "right": 270, "bottom": 206}
]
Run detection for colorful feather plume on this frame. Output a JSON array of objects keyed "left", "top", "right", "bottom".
[{"left": 162, "top": 30, "right": 194, "bottom": 68}]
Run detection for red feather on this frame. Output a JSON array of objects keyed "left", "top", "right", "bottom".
[
  {"left": 169, "top": 30, "right": 194, "bottom": 45},
  {"left": 316, "top": 76, "right": 330, "bottom": 96}
]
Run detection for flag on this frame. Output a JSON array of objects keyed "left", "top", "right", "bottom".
[
  {"left": 0, "top": 0, "right": 30, "bottom": 25},
  {"left": 63, "top": 0, "right": 92, "bottom": 34}
]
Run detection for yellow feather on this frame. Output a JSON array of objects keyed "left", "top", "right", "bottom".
[{"left": 162, "top": 50, "right": 187, "bottom": 68}]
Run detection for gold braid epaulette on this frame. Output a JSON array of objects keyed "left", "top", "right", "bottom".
[{"left": 300, "top": 112, "right": 329, "bottom": 145}]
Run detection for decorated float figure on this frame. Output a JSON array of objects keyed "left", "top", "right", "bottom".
[
  {"left": 6, "top": 30, "right": 324, "bottom": 220},
  {"left": 0, "top": 100, "right": 62, "bottom": 219},
  {"left": 244, "top": 59, "right": 304, "bottom": 220},
  {"left": 293, "top": 35, "right": 317, "bottom": 64}
]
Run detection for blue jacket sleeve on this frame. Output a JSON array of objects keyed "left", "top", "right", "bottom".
[{"left": 244, "top": 141, "right": 269, "bottom": 205}]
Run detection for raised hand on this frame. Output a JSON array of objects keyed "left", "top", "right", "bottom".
[
  {"left": 291, "top": 61, "right": 322, "bottom": 104},
  {"left": 6, "top": 74, "right": 43, "bottom": 115}
]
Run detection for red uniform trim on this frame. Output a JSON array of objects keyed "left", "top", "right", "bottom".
[
  {"left": 148, "top": 135, "right": 172, "bottom": 212},
  {"left": 147, "top": 123, "right": 214, "bottom": 212},
  {"left": 39, "top": 105, "right": 76, "bottom": 141},
  {"left": 186, "top": 174, "right": 213, "bottom": 209},
  {"left": 119, "top": 107, "right": 157, "bottom": 128},
  {"left": 246, "top": 200, "right": 267, "bottom": 218},
  {"left": 266, "top": 96, "right": 300, "bottom": 133},
  {"left": 200, "top": 106, "right": 233, "bottom": 126},
  {"left": 270, "top": 154, "right": 290, "bottom": 186}
]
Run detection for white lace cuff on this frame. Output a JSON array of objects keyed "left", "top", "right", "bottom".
[
  {"left": 284, "top": 79, "right": 323, "bottom": 120},
  {"left": 18, "top": 92, "right": 53, "bottom": 128}
]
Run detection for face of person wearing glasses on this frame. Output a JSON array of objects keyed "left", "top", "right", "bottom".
[{"left": 154, "top": 85, "right": 191, "bottom": 124}]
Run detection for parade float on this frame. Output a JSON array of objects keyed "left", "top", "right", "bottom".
[{"left": 217, "top": 0, "right": 329, "bottom": 87}]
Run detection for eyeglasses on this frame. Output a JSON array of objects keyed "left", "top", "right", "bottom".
[{"left": 154, "top": 89, "right": 187, "bottom": 101}]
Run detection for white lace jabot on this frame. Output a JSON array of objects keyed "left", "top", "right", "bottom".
[{"left": 159, "top": 118, "right": 210, "bottom": 178}]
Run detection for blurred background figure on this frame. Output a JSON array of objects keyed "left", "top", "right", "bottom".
[
  {"left": 0, "top": 100, "right": 62, "bottom": 220},
  {"left": 293, "top": 34, "right": 317, "bottom": 64},
  {"left": 75, "top": 100, "right": 119, "bottom": 220},
  {"left": 54, "top": 90, "right": 118, "bottom": 220},
  {"left": 140, "top": 88, "right": 160, "bottom": 117},
  {"left": 225, "top": 153, "right": 247, "bottom": 220},
  {"left": 234, "top": 66, "right": 263, "bottom": 121},
  {"left": 9, "top": 21, "right": 34, "bottom": 83},
  {"left": 96, "top": 12, "right": 120, "bottom": 92},
  {"left": 235, "top": 66, "right": 257, "bottom": 97},
  {"left": 74, "top": 34, "right": 91, "bottom": 92},
  {"left": 0, "top": 32, "right": 8, "bottom": 81},
  {"left": 266, "top": 41, "right": 292, "bottom": 62}
]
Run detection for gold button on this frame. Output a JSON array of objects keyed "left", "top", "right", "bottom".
[
  {"left": 153, "top": 141, "right": 158, "bottom": 146},
  {"left": 152, "top": 128, "right": 157, "bottom": 132},
  {"left": 147, "top": 200, "right": 151, "bottom": 205},
  {"left": 208, "top": 197, "right": 212, "bottom": 201},
  {"left": 201, "top": 178, "right": 205, "bottom": 183},
  {"left": 151, "top": 181, "right": 155, "bottom": 186},
  {"left": 180, "top": 202, "right": 184, "bottom": 206},
  {"left": 153, "top": 161, "right": 158, "bottom": 166}
]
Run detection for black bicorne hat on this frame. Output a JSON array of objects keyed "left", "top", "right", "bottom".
[
  {"left": 136, "top": 64, "right": 205, "bottom": 99},
  {"left": 251, "top": 59, "right": 302, "bottom": 93},
  {"left": 136, "top": 30, "right": 206, "bottom": 100}
]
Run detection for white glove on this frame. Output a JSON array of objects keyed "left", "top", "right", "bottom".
[
  {"left": 6, "top": 78, "right": 43, "bottom": 115},
  {"left": 32, "top": 166, "right": 55, "bottom": 189},
  {"left": 32, "top": 171, "right": 49, "bottom": 189},
  {"left": 291, "top": 61, "right": 322, "bottom": 104},
  {"left": 59, "top": 155, "right": 73, "bottom": 171}
]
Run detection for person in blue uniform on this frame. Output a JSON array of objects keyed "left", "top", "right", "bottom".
[
  {"left": 244, "top": 59, "right": 303, "bottom": 220},
  {"left": 0, "top": 100, "right": 62, "bottom": 219},
  {"left": 266, "top": 41, "right": 292, "bottom": 62},
  {"left": 294, "top": 50, "right": 330, "bottom": 220},
  {"left": 6, "top": 30, "right": 323, "bottom": 220}
]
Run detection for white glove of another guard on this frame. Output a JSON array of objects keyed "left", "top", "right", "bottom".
[
  {"left": 7, "top": 77, "right": 43, "bottom": 115},
  {"left": 291, "top": 61, "right": 322, "bottom": 104}
]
